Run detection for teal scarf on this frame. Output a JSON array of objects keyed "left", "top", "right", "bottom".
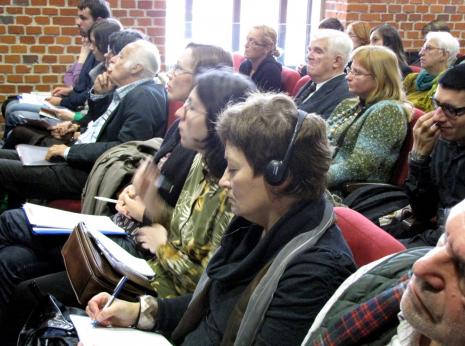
[{"left": 415, "top": 70, "right": 436, "bottom": 91}]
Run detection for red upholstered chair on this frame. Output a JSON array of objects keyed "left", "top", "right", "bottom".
[
  {"left": 48, "top": 199, "right": 82, "bottom": 213},
  {"left": 166, "top": 99, "right": 183, "bottom": 132},
  {"left": 281, "top": 66, "right": 301, "bottom": 96},
  {"left": 291, "top": 75, "right": 311, "bottom": 97},
  {"left": 335, "top": 207, "right": 406, "bottom": 267},
  {"left": 232, "top": 52, "right": 246, "bottom": 72},
  {"left": 390, "top": 107, "right": 425, "bottom": 186}
]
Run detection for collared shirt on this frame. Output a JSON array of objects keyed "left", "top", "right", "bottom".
[
  {"left": 302, "top": 73, "right": 345, "bottom": 104},
  {"left": 77, "top": 78, "right": 152, "bottom": 145},
  {"left": 64, "top": 78, "right": 152, "bottom": 158}
]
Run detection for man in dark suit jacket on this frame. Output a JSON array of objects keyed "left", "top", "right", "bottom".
[
  {"left": 294, "top": 29, "right": 353, "bottom": 119},
  {"left": 0, "top": 40, "right": 167, "bottom": 208}
]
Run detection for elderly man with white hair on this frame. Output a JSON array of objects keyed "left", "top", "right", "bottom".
[
  {"left": 303, "top": 197, "right": 465, "bottom": 345},
  {"left": 294, "top": 29, "right": 353, "bottom": 119},
  {"left": 0, "top": 39, "right": 167, "bottom": 207}
]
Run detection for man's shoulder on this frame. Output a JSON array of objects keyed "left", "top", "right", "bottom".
[{"left": 124, "top": 80, "right": 166, "bottom": 102}]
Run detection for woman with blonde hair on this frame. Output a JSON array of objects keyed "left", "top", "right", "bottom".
[
  {"left": 346, "top": 21, "right": 371, "bottom": 49},
  {"left": 239, "top": 25, "right": 282, "bottom": 91},
  {"left": 327, "top": 45, "right": 410, "bottom": 192}
]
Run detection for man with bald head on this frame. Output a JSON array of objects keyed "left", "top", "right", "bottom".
[
  {"left": 0, "top": 40, "right": 167, "bottom": 206},
  {"left": 304, "top": 198, "right": 465, "bottom": 345}
]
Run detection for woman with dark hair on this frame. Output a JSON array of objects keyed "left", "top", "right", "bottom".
[
  {"left": 2, "top": 70, "right": 256, "bottom": 345},
  {"left": 86, "top": 93, "right": 355, "bottom": 345},
  {"left": 370, "top": 24, "right": 412, "bottom": 78},
  {"left": 239, "top": 25, "right": 282, "bottom": 92}
]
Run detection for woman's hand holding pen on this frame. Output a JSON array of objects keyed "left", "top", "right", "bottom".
[
  {"left": 86, "top": 292, "right": 140, "bottom": 328},
  {"left": 116, "top": 184, "right": 146, "bottom": 222}
]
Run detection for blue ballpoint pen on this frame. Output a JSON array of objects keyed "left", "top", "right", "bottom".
[{"left": 103, "top": 276, "right": 128, "bottom": 310}]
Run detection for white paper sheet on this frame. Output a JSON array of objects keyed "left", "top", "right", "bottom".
[
  {"left": 87, "top": 225, "right": 155, "bottom": 277},
  {"left": 23, "top": 203, "right": 125, "bottom": 235},
  {"left": 70, "top": 315, "right": 172, "bottom": 346}
]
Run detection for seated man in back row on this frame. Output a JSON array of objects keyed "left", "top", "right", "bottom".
[
  {"left": 0, "top": 39, "right": 167, "bottom": 208},
  {"left": 403, "top": 63, "right": 465, "bottom": 247},
  {"left": 294, "top": 29, "right": 352, "bottom": 119},
  {"left": 305, "top": 197, "right": 465, "bottom": 345}
]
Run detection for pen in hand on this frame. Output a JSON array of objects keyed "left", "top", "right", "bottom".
[
  {"left": 94, "top": 196, "right": 118, "bottom": 204},
  {"left": 102, "top": 276, "right": 128, "bottom": 311}
]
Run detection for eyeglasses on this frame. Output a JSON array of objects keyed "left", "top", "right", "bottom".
[
  {"left": 182, "top": 97, "right": 206, "bottom": 116},
  {"left": 346, "top": 66, "right": 373, "bottom": 77},
  {"left": 246, "top": 37, "right": 267, "bottom": 47},
  {"left": 169, "top": 63, "right": 194, "bottom": 77},
  {"left": 432, "top": 97, "right": 465, "bottom": 119},
  {"left": 420, "top": 45, "right": 444, "bottom": 53}
]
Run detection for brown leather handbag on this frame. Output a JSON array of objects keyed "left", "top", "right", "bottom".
[{"left": 61, "top": 222, "right": 154, "bottom": 305}]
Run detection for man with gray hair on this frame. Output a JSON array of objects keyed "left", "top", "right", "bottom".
[
  {"left": 294, "top": 29, "right": 353, "bottom": 119},
  {"left": 0, "top": 39, "right": 167, "bottom": 207},
  {"left": 304, "top": 196, "right": 465, "bottom": 345}
]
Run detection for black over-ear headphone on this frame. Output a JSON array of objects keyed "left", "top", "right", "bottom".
[{"left": 264, "top": 109, "right": 307, "bottom": 186}]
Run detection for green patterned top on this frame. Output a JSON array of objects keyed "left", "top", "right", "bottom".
[
  {"left": 148, "top": 153, "right": 233, "bottom": 298},
  {"left": 327, "top": 98, "right": 409, "bottom": 190},
  {"left": 403, "top": 72, "right": 441, "bottom": 112}
]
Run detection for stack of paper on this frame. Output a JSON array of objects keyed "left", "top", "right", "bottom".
[
  {"left": 16, "top": 144, "right": 62, "bottom": 166},
  {"left": 86, "top": 224, "right": 155, "bottom": 278},
  {"left": 23, "top": 203, "right": 126, "bottom": 235},
  {"left": 18, "top": 92, "right": 50, "bottom": 106}
]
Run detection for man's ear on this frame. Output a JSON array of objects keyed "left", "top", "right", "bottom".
[
  {"left": 131, "top": 63, "right": 144, "bottom": 75},
  {"left": 333, "top": 55, "right": 343, "bottom": 69}
]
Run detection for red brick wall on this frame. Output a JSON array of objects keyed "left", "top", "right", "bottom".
[
  {"left": 1, "top": 0, "right": 464, "bottom": 104},
  {"left": 0, "top": 0, "right": 166, "bottom": 103},
  {"left": 325, "top": 0, "right": 465, "bottom": 51}
]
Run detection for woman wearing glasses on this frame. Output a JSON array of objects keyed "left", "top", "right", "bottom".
[
  {"left": 239, "top": 25, "right": 282, "bottom": 92},
  {"left": 346, "top": 21, "right": 371, "bottom": 49},
  {"left": 403, "top": 31, "right": 459, "bottom": 112},
  {"left": 326, "top": 45, "right": 410, "bottom": 193}
]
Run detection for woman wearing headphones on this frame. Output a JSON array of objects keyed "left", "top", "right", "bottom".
[{"left": 87, "top": 93, "right": 356, "bottom": 346}]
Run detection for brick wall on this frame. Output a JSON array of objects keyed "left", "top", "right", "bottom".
[
  {"left": 0, "top": 0, "right": 166, "bottom": 103},
  {"left": 325, "top": 0, "right": 465, "bottom": 51},
  {"left": 1, "top": 0, "right": 464, "bottom": 104}
]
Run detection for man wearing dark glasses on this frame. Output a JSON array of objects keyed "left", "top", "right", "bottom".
[{"left": 404, "top": 63, "right": 465, "bottom": 247}]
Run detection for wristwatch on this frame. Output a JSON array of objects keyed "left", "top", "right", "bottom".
[{"left": 409, "top": 151, "right": 430, "bottom": 163}]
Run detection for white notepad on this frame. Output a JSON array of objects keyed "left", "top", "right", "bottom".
[
  {"left": 23, "top": 203, "right": 126, "bottom": 235},
  {"left": 70, "top": 315, "right": 172, "bottom": 346}
]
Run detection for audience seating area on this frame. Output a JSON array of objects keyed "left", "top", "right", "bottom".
[{"left": 335, "top": 207, "right": 406, "bottom": 266}]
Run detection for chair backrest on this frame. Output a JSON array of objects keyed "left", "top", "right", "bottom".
[
  {"left": 335, "top": 207, "right": 406, "bottom": 267},
  {"left": 292, "top": 75, "right": 311, "bottom": 97},
  {"left": 232, "top": 51, "right": 246, "bottom": 72},
  {"left": 166, "top": 99, "right": 184, "bottom": 132},
  {"left": 390, "top": 107, "right": 425, "bottom": 186},
  {"left": 281, "top": 66, "right": 301, "bottom": 96},
  {"left": 48, "top": 199, "right": 82, "bottom": 213}
]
